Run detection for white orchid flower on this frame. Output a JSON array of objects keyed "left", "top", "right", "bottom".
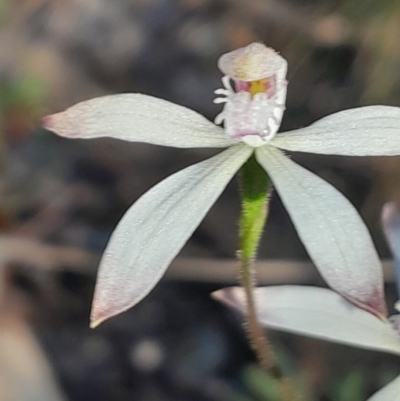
[
  {"left": 43, "top": 42, "right": 400, "bottom": 327},
  {"left": 213, "top": 285, "right": 400, "bottom": 401}
]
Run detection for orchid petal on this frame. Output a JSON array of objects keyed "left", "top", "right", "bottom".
[
  {"left": 213, "top": 286, "right": 400, "bottom": 355},
  {"left": 91, "top": 145, "right": 252, "bottom": 327},
  {"left": 270, "top": 106, "right": 400, "bottom": 156},
  {"left": 43, "top": 94, "right": 235, "bottom": 148},
  {"left": 367, "top": 375, "right": 400, "bottom": 401},
  {"left": 256, "top": 146, "right": 387, "bottom": 316}
]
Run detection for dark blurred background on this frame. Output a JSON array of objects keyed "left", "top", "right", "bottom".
[{"left": 0, "top": 0, "right": 400, "bottom": 400}]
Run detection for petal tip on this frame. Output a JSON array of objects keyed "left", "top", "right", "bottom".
[
  {"left": 89, "top": 285, "right": 142, "bottom": 328},
  {"left": 90, "top": 306, "right": 108, "bottom": 329},
  {"left": 42, "top": 115, "right": 55, "bottom": 131},
  {"left": 89, "top": 318, "right": 103, "bottom": 329},
  {"left": 367, "top": 287, "right": 388, "bottom": 318},
  {"left": 42, "top": 111, "right": 77, "bottom": 138},
  {"left": 211, "top": 288, "right": 225, "bottom": 302},
  {"left": 345, "top": 287, "right": 388, "bottom": 320},
  {"left": 90, "top": 301, "right": 120, "bottom": 328},
  {"left": 211, "top": 287, "right": 246, "bottom": 312},
  {"left": 90, "top": 291, "right": 118, "bottom": 329}
]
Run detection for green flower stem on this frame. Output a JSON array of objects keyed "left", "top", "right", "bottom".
[
  {"left": 238, "top": 154, "right": 300, "bottom": 401},
  {"left": 239, "top": 153, "right": 275, "bottom": 369},
  {"left": 239, "top": 154, "right": 270, "bottom": 261}
]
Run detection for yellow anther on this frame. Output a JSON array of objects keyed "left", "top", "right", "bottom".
[{"left": 248, "top": 79, "right": 268, "bottom": 97}]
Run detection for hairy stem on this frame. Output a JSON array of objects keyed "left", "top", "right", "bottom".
[
  {"left": 239, "top": 253, "right": 279, "bottom": 374},
  {"left": 239, "top": 154, "right": 301, "bottom": 401}
]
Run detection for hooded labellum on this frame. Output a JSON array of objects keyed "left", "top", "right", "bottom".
[
  {"left": 213, "top": 43, "right": 287, "bottom": 147},
  {"left": 42, "top": 42, "right": 400, "bottom": 327},
  {"left": 213, "top": 285, "right": 400, "bottom": 401}
]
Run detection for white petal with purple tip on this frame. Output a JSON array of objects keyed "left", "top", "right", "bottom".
[
  {"left": 43, "top": 94, "right": 235, "bottom": 148},
  {"left": 213, "top": 286, "right": 400, "bottom": 355},
  {"left": 255, "top": 146, "right": 386, "bottom": 316},
  {"left": 91, "top": 145, "right": 252, "bottom": 327}
]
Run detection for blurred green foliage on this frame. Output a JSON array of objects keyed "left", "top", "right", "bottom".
[
  {"left": 0, "top": 75, "right": 46, "bottom": 111},
  {"left": 332, "top": 370, "right": 365, "bottom": 401}
]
